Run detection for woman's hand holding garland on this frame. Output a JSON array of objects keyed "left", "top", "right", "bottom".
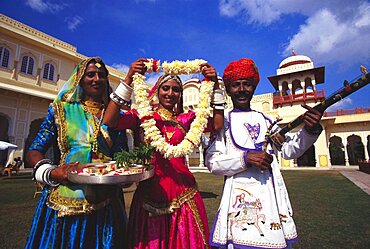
[
  {"left": 123, "top": 58, "right": 148, "bottom": 86},
  {"left": 133, "top": 59, "right": 216, "bottom": 158}
]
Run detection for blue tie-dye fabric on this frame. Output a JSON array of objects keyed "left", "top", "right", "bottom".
[{"left": 25, "top": 57, "right": 127, "bottom": 248}]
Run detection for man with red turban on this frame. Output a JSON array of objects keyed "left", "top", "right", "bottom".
[
  {"left": 205, "top": 58, "right": 324, "bottom": 248},
  {"left": 223, "top": 58, "right": 260, "bottom": 87}
]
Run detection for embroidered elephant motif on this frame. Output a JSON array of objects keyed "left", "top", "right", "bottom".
[{"left": 270, "top": 222, "right": 282, "bottom": 230}]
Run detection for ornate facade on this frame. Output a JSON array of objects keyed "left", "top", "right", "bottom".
[
  {"left": 261, "top": 51, "right": 369, "bottom": 167},
  {"left": 0, "top": 14, "right": 126, "bottom": 167}
]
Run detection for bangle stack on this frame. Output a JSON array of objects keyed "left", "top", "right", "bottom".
[
  {"left": 111, "top": 81, "right": 133, "bottom": 107},
  {"left": 110, "top": 92, "right": 132, "bottom": 107},
  {"left": 211, "top": 89, "right": 226, "bottom": 110},
  {"left": 33, "top": 159, "right": 59, "bottom": 187}
]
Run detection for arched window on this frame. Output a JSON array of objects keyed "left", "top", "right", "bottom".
[
  {"left": 329, "top": 136, "right": 345, "bottom": 165},
  {"left": 20, "top": 55, "right": 34, "bottom": 75},
  {"left": 43, "top": 63, "right": 55, "bottom": 81},
  {"left": 262, "top": 102, "right": 270, "bottom": 112},
  {"left": 346, "top": 134, "right": 365, "bottom": 165},
  {"left": 0, "top": 47, "right": 10, "bottom": 68},
  {"left": 292, "top": 79, "right": 302, "bottom": 94},
  {"left": 281, "top": 81, "right": 289, "bottom": 96}
]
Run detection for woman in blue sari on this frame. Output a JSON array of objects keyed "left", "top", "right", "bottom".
[{"left": 25, "top": 57, "right": 127, "bottom": 248}]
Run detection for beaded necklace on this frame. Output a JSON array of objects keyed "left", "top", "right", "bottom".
[
  {"left": 156, "top": 108, "right": 186, "bottom": 142},
  {"left": 81, "top": 100, "right": 105, "bottom": 154}
]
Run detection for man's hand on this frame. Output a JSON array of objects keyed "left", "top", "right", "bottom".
[
  {"left": 301, "top": 104, "right": 323, "bottom": 134},
  {"left": 246, "top": 151, "right": 273, "bottom": 171},
  {"left": 270, "top": 132, "right": 285, "bottom": 146}
]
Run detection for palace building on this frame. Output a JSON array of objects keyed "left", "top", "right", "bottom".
[
  {"left": 0, "top": 14, "right": 126, "bottom": 167},
  {"left": 1, "top": 13, "right": 369, "bottom": 169},
  {"left": 263, "top": 51, "right": 370, "bottom": 168}
]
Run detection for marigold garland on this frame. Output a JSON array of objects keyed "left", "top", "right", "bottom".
[{"left": 133, "top": 59, "right": 214, "bottom": 158}]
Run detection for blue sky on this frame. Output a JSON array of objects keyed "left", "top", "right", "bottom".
[{"left": 1, "top": 0, "right": 370, "bottom": 111}]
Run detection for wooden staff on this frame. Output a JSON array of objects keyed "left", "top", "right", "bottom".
[{"left": 262, "top": 118, "right": 282, "bottom": 151}]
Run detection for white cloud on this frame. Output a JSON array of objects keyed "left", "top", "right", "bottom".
[
  {"left": 112, "top": 63, "right": 130, "bottom": 73},
  {"left": 326, "top": 97, "right": 353, "bottom": 111},
  {"left": 218, "top": 0, "right": 358, "bottom": 25},
  {"left": 25, "top": 0, "right": 64, "bottom": 13},
  {"left": 284, "top": 10, "right": 347, "bottom": 56},
  {"left": 65, "top": 16, "right": 83, "bottom": 31},
  {"left": 218, "top": 0, "right": 370, "bottom": 66},
  {"left": 354, "top": 3, "right": 370, "bottom": 28},
  {"left": 284, "top": 4, "right": 370, "bottom": 66},
  {"left": 111, "top": 63, "right": 159, "bottom": 85},
  {"left": 139, "top": 48, "right": 146, "bottom": 55},
  {"left": 219, "top": 0, "right": 281, "bottom": 25},
  {"left": 146, "top": 74, "right": 160, "bottom": 85}
]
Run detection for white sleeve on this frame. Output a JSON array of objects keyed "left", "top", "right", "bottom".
[
  {"left": 205, "top": 128, "right": 248, "bottom": 176},
  {"left": 281, "top": 127, "right": 321, "bottom": 159}
]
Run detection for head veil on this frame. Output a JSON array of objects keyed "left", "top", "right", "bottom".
[
  {"left": 148, "top": 74, "right": 184, "bottom": 115},
  {"left": 54, "top": 57, "right": 110, "bottom": 105}
]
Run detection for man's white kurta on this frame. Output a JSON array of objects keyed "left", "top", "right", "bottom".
[{"left": 205, "top": 110, "right": 320, "bottom": 248}]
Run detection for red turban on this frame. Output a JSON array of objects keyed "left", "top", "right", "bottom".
[{"left": 223, "top": 58, "right": 260, "bottom": 87}]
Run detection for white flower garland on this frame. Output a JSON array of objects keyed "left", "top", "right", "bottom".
[{"left": 133, "top": 59, "right": 214, "bottom": 158}]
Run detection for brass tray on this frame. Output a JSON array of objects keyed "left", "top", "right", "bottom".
[{"left": 67, "top": 163, "right": 154, "bottom": 185}]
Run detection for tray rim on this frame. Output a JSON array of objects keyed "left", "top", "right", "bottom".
[{"left": 67, "top": 163, "right": 154, "bottom": 185}]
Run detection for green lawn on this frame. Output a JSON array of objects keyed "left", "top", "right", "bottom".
[{"left": 0, "top": 171, "right": 369, "bottom": 248}]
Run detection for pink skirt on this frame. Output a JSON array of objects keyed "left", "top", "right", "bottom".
[{"left": 127, "top": 188, "right": 210, "bottom": 249}]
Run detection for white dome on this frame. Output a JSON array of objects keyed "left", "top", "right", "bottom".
[{"left": 279, "top": 54, "right": 312, "bottom": 69}]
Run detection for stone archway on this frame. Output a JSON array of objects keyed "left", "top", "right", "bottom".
[
  {"left": 297, "top": 144, "right": 316, "bottom": 166},
  {"left": 346, "top": 134, "right": 365, "bottom": 165},
  {"left": 0, "top": 114, "right": 10, "bottom": 165},
  {"left": 329, "top": 136, "right": 345, "bottom": 165}
]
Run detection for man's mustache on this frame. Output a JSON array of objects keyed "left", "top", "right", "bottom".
[{"left": 235, "top": 91, "right": 251, "bottom": 98}]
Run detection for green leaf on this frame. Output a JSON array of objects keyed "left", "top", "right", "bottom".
[{"left": 113, "top": 144, "right": 155, "bottom": 167}]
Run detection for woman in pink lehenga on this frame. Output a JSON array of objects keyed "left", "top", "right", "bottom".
[{"left": 103, "top": 59, "right": 224, "bottom": 249}]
